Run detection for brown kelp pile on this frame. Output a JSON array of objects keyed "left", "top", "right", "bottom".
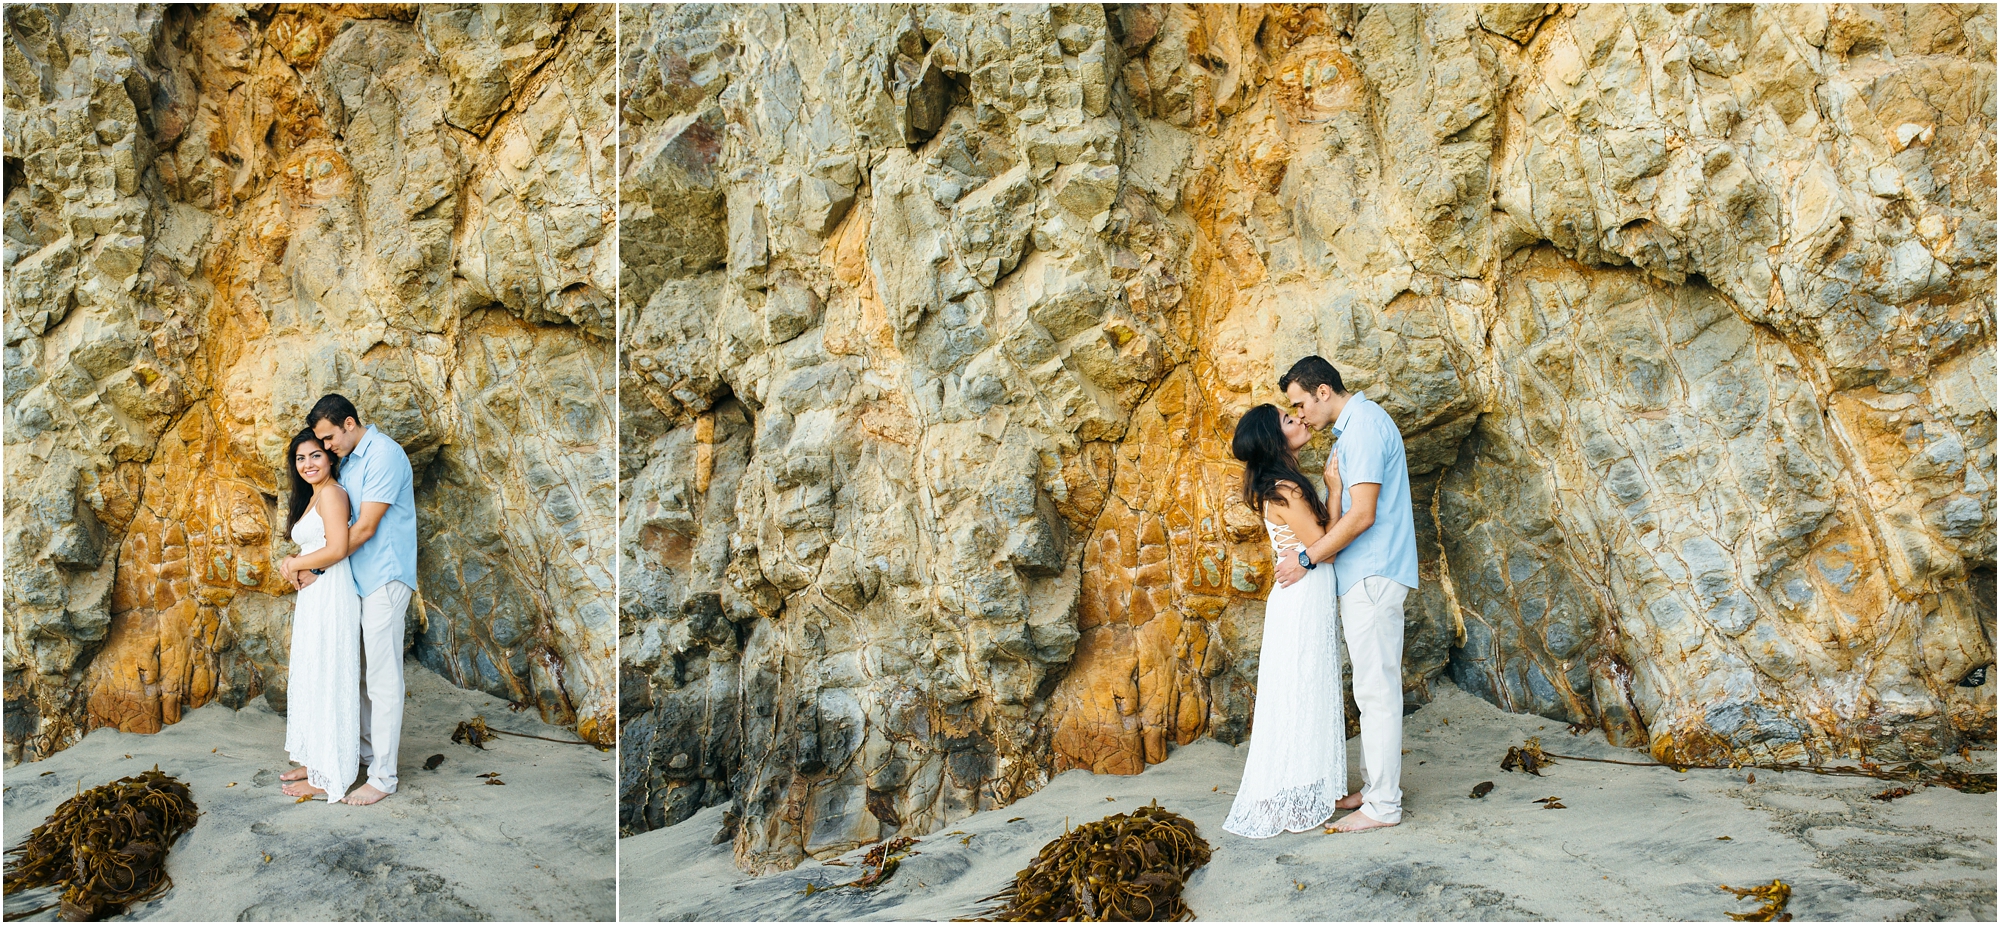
[
  {"left": 977, "top": 801, "right": 1212, "bottom": 922},
  {"left": 2, "top": 768, "right": 200, "bottom": 921}
]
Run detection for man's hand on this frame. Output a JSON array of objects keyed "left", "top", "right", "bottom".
[
  {"left": 295, "top": 570, "right": 319, "bottom": 591},
  {"left": 1274, "top": 552, "right": 1308, "bottom": 588}
]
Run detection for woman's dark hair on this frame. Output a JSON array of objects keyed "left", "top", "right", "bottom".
[
  {"left": 286, "top": 428, "right": 339, "bottom": 532},
  {"left": 1232, "top": 403, "right": 1330, "bottom": 527}
]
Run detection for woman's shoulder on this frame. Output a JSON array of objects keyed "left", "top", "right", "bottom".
[{"left": 316, "top": 482, "right": 351, "bottom": 505}]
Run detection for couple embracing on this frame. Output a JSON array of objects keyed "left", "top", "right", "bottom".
[
  {"left": 275, "top": 395, "right": 418, "bottom": 806},
  {"left": 1223, "top": 356, "right": 1419, "bottom": 838}
]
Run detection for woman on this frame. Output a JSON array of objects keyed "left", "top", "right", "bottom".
[
  {"left": 1221, "top": 403, "right": 1346, "bottom": 839},
  {"left": 275, "top": 428, "right": 363, "bottom": 803}
]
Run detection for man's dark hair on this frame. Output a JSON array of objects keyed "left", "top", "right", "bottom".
[
  {"left": 307, "top": 394, "right": 361, "bottom": 429},
  {"left": 1278, "top": 356, "right": 1346, "bottom": 397}
]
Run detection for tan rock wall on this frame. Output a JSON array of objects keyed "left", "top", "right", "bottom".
[
  {"left": 4, "top": 3, "right": 617, "bottom": 762},
  {"left": 669, "top": 1, "right": 1971, "bottom": 872}
]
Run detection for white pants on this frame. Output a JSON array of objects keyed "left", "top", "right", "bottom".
[
  {"left": 358, "top": 580, "right": 411, "bottom": 795},
  {"left": 1341, "top": 575, "right": 1410, "bottom": 824}
]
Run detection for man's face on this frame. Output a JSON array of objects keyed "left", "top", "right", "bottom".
[
  {"left": 313, "top": 417, "right": 364, "bottom": 458},
  {"left": 1286, "top": 382, "right": 1338, "bottom": 430}
]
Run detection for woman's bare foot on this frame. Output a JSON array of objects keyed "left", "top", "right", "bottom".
[
  {"left": 1335, "top": 792, "right": 1363, "bottom": 811},
  {"left": 1325, "top": 810, "right": 1397, "bottom": 833},
  {"left": 345, "top": 783, "right": 390, "bottom": 806},
  {"left": 281, "top": 779, "right": 327, "bottom": 799},
  {"left": 280, "top": 766, "right": 309, "bottom": 782}
]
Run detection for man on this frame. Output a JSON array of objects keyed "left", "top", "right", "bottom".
[
  {"left": 285, "top": 394, "right": 418, "bottom": 806},
  {"left": 1271, "top": 356, "right": 1419, "bottom": 833}
]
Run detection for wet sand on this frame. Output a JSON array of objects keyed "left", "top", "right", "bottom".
[
  {"left": 621, "top": 680, "right": 1994, "bottom": 921},
  {"left": 3, "top": 660, "right": 615, "bottom": 922}
]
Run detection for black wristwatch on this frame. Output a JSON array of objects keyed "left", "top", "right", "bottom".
[
  {"left": 310, "top": 568, "right": 326, "bottom": 575},
  {"left": 1296, "top": 549, "right": 1315, "bottom": 571}
]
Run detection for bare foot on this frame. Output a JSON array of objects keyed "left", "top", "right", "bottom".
[
  {"left": 282, "top": 780, "right": 327, "bottom": 799},
  {"left": 345, "top": 783, "right": 390, "bottom": 806},
  {"left": 1335, "top": 792, "right": 1363, "bottom": 811},
  {"left": 280, "top": 766, "right": 309, "bottom": 782},
  {"left": 1326, "top": 810, "right": 1398, "bottom": 833}
]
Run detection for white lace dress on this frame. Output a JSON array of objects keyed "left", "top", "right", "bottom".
[
  {"left": 283, "top": 506, "right": 363, "bottom": 803},
  {"left": 1222, "top": 516, "right": 1347, "bottom": 838}
]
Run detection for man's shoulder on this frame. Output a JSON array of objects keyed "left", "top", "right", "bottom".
[
  {"left": 363, "top": 427, "right": 413, "bottom": 468},
  {"left": 1361, "top": 399, "right": 1404, "bottom": 439}
]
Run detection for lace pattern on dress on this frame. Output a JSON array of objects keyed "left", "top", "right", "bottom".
[{"left": 1222, "top": 779, "right": 1339, "bottom": 839}]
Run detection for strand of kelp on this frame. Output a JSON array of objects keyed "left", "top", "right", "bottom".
[
  {"left": 973, "top": 801, "right": 1212, "bottom": 922},
  {"left": 1502, "top": 736, "right": 1996, "bottom": 793},
  {"left": 451, "top": 717, "right": 603, "bottom": 749},
  {"left": 2, "top": 767, "right": 199, "bottom": 921}
]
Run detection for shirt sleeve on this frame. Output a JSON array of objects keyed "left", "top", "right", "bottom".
[
  {"left": 358, "top": 445, "right": 400, "bottom": 507},
  {"left": 1341, "top": 411, "right": 1391, "bottom": 486}
]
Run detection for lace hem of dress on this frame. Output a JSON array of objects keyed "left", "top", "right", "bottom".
[
  {"left": 307, "top": 765, "right": 346, "bottom": 805},
  {"left": 1222, "top": 780, "right": 1338, "bottom": 839}
]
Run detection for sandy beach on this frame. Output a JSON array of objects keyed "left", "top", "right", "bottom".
[
  {"left": 621, "top": 681, "right": 1994, "bottom": 921},
  {"left": 3, "top": 659, "right": 614, "bottom": 922}
]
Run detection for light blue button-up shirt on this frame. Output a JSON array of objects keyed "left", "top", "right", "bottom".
[
  {"left": 1330, "top": 392, "right": 1420, "bottom": 595},
  {"left": 339, "top": 425, "right": 419, "bottom": 597}
]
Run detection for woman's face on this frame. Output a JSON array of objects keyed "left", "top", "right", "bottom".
[
  {"left": 1280, "top": 410, "right": 1312, "bottom": 451},
  {"left": 295, "top": 440, "right": 333, "bottom": 486}
]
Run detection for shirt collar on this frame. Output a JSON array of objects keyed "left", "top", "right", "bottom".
[
  {"left": 348, "top": 425, "right": 380, "bottom": 462},
  {"left": 1331, "top": 392, "right": 1366, "bottom": 439}
]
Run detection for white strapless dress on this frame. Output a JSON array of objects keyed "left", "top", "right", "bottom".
[
  {"left": 283, "top": 506, "right": 363, "bottom": 803},
  {"left": 1222, "top": 517, "right": 1347, "bottom": 838}
]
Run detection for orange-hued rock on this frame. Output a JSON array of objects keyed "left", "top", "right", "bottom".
[{"left": 5, "top": 4, "right": 615, "bottom": 765}]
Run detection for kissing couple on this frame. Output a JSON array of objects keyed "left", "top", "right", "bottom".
[
  {"left": 274, "top": 394, "right": 419, "bottom": 806},
  {"left": 1222, "top": 356, "right": 1420, "bottom": 838}
]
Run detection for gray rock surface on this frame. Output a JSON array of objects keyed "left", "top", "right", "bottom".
[
  {"left": 4, "top": 3, "right": 618, "bottom": 764},
  {"left": 613, "top": 2, "right": 1990, "bottom": 872}
]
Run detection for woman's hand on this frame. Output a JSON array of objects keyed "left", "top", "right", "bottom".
[{"left": 278, "top": 555, "right": 295, "bottom": 583}]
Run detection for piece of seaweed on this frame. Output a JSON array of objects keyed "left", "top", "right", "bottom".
[
  {"left": 843, "top": 836, "right": 917, "bottom": 890},
  {"left": 452, "top": 717, "right": 495, "bottom": 749},
  {"left": 1719, "top": 879, "right": 1791, "bottom": 921},
  {"left": 3, "top": 767, "right": 200, "bottom": 921},
  {"left": 974, "top": 800, "right": 1211, "bottom": 922},
  {"left": 452, "top": 715, "right": 605, "bottom": 750},
  {"left": 1501, "top": 738, "right": 1553, "bottom": 775},
  {"left": 1538, "top": 747, "right": 1996, "bottom": 793}
]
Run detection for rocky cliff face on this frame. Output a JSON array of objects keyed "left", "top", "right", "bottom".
[
  {"left": 4, "top": 3, "right": 618, "bottom": 763},
  {"left": 619, "top": 2, "right": 1995, "bottom": 871}
]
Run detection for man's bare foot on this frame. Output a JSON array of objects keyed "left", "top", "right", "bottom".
[
  {"left": 1325, "top": 810, "right": 1398, "bottom": 833},
  {"left": 282, "top": 780, "right": 326, "bottom": 799},
  {"left": 280, "top": 766, "right": 309, "bottom": 782},
  {"left": 345, "top": 783, "right": 390, "bottom": 806},
  {"left": 1335, "top": 792, "right": 1363, "bottom": 811}
]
